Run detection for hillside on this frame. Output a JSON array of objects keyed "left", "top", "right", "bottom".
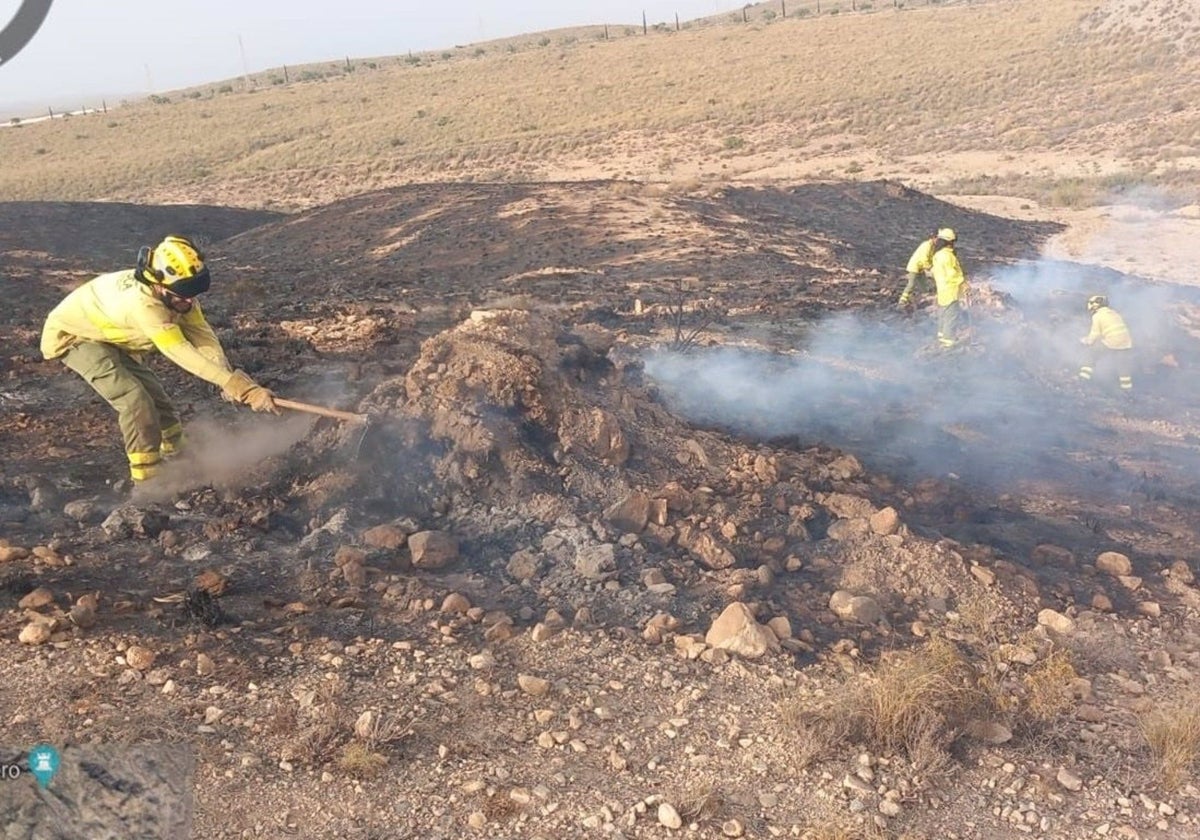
[{"left": 1, "top": 0, "right": 1198, "bottom": 211}]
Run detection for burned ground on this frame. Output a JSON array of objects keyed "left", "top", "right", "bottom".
[{"left": 3, "top": 180, "right": 1200, "bottom": 838}]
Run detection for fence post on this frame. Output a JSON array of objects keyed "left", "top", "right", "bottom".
[
  {"left": 643, "top": 11, "right": 647, "bottom": 34},
  {"left": 283, "top": 65, "right": 289, "bottom": 83},
  {"left": 742, "top": 5, "right": 747, "bottom": 22},
  {"left": 604, "top": 23, "right": 609, "bottom": 39},
  {"left": 345, "top": 56, "right": 350, "bottom": 70},
  {"left": 47, "top": 107, "right": 53, "bottom": 119},
  {"left": 675, "top": 12, "right": 679, "bottom": 30},
  {"left": 782, "top": 0, "right": 786, "bottom": 17},
  {"left": 102, "top": 99, "right": 107, "bottom": 114}
]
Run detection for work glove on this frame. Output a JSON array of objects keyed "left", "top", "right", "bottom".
[{"left": 223, "top": 370, "right": 279, "bottom": 414}]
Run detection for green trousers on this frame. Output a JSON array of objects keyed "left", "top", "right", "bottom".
[
  {"left": 62, "top": 341, "right": 184, "bottom": 481},
  {"left": 937, "top": 301, "right": 963, "bottom": 347},
  {"left": 899, "top": 272, "right": 932, "bottom": 304}
]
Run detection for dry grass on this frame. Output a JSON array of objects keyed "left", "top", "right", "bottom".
[
  {"left": 336, "top": 742, "right": 388, "bottom": 778},
  {"left": 2, "top": 0, "right": 1196, "bottom": 209},
  {"left": 1140, "top": 695, "right": 1200, "bottom": 792},
  {"left": 1021, "top": 650, "right": 1079, "bottom": 723},
  {"left": 781, "top": 637, "right": 992, "bottom": 774}
]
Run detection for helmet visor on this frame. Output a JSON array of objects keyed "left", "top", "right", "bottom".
[{"left": 164, "top": 267, "right": 211, "bottom": 298}]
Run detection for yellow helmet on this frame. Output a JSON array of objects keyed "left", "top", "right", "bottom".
[
  {"left": 937, "top": 227, "right": 957, "bottom": 242},
  {"left": 139, "top": 235, "right": 211, "bottom": 297},
  {"left": 1087, "top": 294, "right": 1108, "bottom": 313}
]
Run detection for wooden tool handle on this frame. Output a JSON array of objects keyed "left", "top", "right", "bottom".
[{"left": 274, "top": 398, "right": 367, "bottom": 423}]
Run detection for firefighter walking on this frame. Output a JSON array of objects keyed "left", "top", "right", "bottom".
[
  {"left": 40, "top": 235, "right": 278, "bottom": 486},
  {"left": 1079, "top": 294, "right": 1133, "bottom": 393}
]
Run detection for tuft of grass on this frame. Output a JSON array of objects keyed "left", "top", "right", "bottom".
[
  {"left": 337, "top": 742, "right": 387, "bottom": 778},
  {"left": 1140, "top": 697, "right": 1200, "bottom": 792},
  {"left": 1022, "top": 650, "right": 1078, "bottom": 722}
]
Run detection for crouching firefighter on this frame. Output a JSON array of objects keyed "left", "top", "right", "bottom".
[
  {"left": 1078, "top": 294, "right": 1133, "bottom": 393},
  {"left": 40, "top": 235, "right": 278, "bottom": 485}
]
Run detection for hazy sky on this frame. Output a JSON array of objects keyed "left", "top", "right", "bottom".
[{"left": 0, "top": 0, "right": 737, "bottom": 110}]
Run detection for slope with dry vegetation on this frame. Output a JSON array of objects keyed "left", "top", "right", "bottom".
[{"left": 2, "top": 0, "right": 1198, "bottom": 210}]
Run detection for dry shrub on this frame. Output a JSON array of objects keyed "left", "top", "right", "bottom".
[
  {"left": 1140, "top": 696, "right": 1200, "bottom": 792},
  {"left": 1022, "top": 650, "right": 1078, "bottom": 723},
  {"left": 858, "top": 637, "right": 991, "bottom": 757},
  {"left": 337, "top": 742, "right": 387, "bottom": 778},
  {"left": 782, "top": 638, "right": 992, "bottom": 773}
]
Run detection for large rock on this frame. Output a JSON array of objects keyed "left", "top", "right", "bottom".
[
  {"left": 101, "top": 505, "right": 169, "bottom": 539},
  {"left": 829, "top": 590, "right": 883, "bottom": 624},
  {"left": 677, "top": 524, "right": 736, "bottom": 570},
  {"left": 574, "top": 543, "right": 617, "bottom": 580},
  {"left": 705, "top": 602, "right": 780, "bottom": 659},
  {"left": 1096, "top": 551, "right": 1132, "bottom": 577},
  {"left": 869, "top": 507, "right": 901, "bottom": 536},
  {"left": 408, "top": 531, "right": 459, "bottom": 570},
  {"left": 604, "top": 491, "right": 650, "bottom": 534}
]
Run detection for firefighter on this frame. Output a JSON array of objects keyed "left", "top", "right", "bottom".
[
  {"left": 898, "top": 230, "right": 938, "bottom": 312},
  {"left": 40, "top": 235, "right": 278, "bottom": 486},
  {"left": 930, "top": 228, "right": 968, "bottom": 348},
  {"left": 1079, "top": 294, "right": 1133, "bottom": 392}
]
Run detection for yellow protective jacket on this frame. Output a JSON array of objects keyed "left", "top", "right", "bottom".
[
  {"left": 930, "top": 246, "right": 967, "bottom": 306},
  {"left": 906, "top": 238, "right": 936, "bottom": 275},
  {"left": 1084, "top": 307, "right": 1132, "bottom": 349},
  {"left": 40, "top": 270, "right": 236, "bottom": 387}
]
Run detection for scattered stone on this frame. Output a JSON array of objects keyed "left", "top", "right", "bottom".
[
  {"left": 125, "top": 645, "right": 156, "bottom": 671},
  {"left": 0, "top": 545, "right": 31, "bottom": 563},
  {"left": 869, "top": 507, "right": 900, "bottom": 536},
  {"left": 970, "top": 565, "right": 997, "bottom": 586},
  {"left": 1092, "top": 593, "right": 1114, "bottom": 612},
  {"left": 362, "top": 523, "right": 408, "bottom": 550},
  {"left": 101, "top": 505, "right": 169, "bottom": 539},
  {"left": 1137, "top": 601, "right": 1161, "bottom": 618},
  {"left": 1032, "top": 544, "right": 1075, "bottom": 566},
  {"left": 63, "top": 499, "right": 102, "bottom": 524},
  {"left": 1096, "top": 551, "right": 1133, "bottom": 577},
  {"left": 676, "top": 525, "right": 735, "bottom": 570},
  {"left": 506, "top": 549, "right": 542, "bottom": 582},
  {"left": 517, "top": 674, "right": 551, "bottom": 696},
  {"left": 1057, "top": 767, "right": 1084, "bottom": 792},
  {"left": 469, "top": 651, "right": 496, "bottom": 670},
  {"left": 965, "top": 720, "right": 1013, "bottom": 745},
  {"left": 441, "top": 593, "right": 471, "bottom": 614},
  {"left": 193, "top": 569, "right": 228, "bottom": 596},
  {"left": 657, "top": 803, "right": 682, "bottom": 830},
  {"left": 196, "top": 653, "right": 216, "bottom": 676},
  {"left": 604, "top": 491, "right": 650, "bottom": 534},
  {"left": 704, "top": 602, "right": 780, "bottom": 659},
  {"left": 829, "top": 591, "right": 883, "bottom": 625},
  {"left": 18, "top": 623, "right": 51, "bottom": 645},
  {"left": 18, "top": 587, "right": 53, "bottom": 610},
  {"left": 1037, "top": 609, "right": 1075, "bottom": 634},
  {"left": 721, "top": 818, "right": 745, "bottom": 837},
  {"left": 574, "top": 543, "right": 617, "bottom": 580},
  {"left": 409, "top": 531, "right": 459, "bottom": 569},
  {"left": 766, "top": 616, "right": 793, "bottom": 641}
]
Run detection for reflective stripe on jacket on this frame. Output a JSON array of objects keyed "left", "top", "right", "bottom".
[
  {"left": 1085, "top": 307, "right": 1132, "bottom": 350},
  {"left": 931, "top": 246, "right": 967, "bottom": 306},
  {"left": 906, "top": 239, "right": 936, "bottom": 274},
  {"left": 40, "top": 270, "right": 236, "bottom": 387}
]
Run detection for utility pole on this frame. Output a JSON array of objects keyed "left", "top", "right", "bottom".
[{"left": 238, "top": 34, "right": 250, "bottom": 87}]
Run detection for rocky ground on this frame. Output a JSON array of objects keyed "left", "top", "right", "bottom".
[{"left": 3, "top": 182, "right": 1200, "bottom": 839}]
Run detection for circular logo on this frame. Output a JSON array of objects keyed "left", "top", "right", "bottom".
[{"left": 0, "top": 0, "right": 54, "bottom": 65}]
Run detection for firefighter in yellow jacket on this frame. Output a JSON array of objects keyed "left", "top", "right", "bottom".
[
  {"left": 1079, "top": 295, "right": 1133, "bottom": 392},
  {"left": 930, "top": 228, "right": 968, "bottom": 348},
  {"left": 898, "top": 230, "right": 938, "bottom": 311},
  {"left": 41, "top": 235, "right": 277, "bottom": 485}
]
